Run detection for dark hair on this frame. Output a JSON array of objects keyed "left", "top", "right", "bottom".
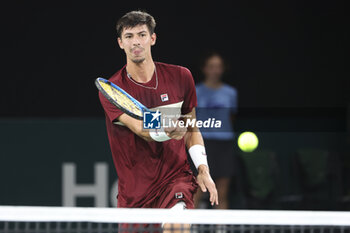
[
  {"left": 116, "top": 10, "right": 156, "bottom": 38},
  {"left": 200, "top": 51, "right": 226, "bottom": 71}
]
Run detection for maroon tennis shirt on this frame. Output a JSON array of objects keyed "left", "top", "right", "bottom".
[{"left": 98, "top": 62, "right": 198, "bottom": 209}]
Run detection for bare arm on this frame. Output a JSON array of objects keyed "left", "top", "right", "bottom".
[
  {"left": 184, "top": 108, "right": 219, "bottom": 206},
  {"left": 184, "top": 108, "right": 204, "bottom": 148},
  {"left": 118, "top": 113, "right": 153, "bottom": 141},
  {"left": 118, "top": 112, "right": 186, "bottom": 141}
]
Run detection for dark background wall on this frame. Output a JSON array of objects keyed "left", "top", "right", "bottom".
[{"left": 1, "top": 1, "right": 347, "bottom": 117}]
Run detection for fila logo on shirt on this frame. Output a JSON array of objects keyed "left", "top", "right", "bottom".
[
  {"left": 175, "top": 192, "right": 183, "bottom": 199},
  {"left": 160, "top": 93, "right": 169, "bottom": 102}
]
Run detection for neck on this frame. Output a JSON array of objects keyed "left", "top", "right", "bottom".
[
  {"left": 126, "top": 57, "right": 155, "bottom": 83},
  {"left": 204, "top": 79, "right": 222, "bottom": 89}
]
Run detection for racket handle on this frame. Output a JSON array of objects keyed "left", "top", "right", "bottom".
[{"left": 149, "top": 128, "right": 171, "bottom": 142}]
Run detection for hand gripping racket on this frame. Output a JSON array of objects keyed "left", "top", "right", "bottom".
[{"left": 95, "top": 77, "right": 150, "bottom": 120}]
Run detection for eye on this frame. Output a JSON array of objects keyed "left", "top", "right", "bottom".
[
  {"left": 140, "top": 34, "right": 146, "bottom": 37},
  {"left": 125, "top": 35, "right": 132, "bottom": 39}
]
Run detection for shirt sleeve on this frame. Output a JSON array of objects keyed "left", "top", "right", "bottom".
[
  {"left": 98, "top": 91, "right": 124, "bottom": 122},
  {"left": 180, "top": 67, "right": 197, "bottom": 115}
]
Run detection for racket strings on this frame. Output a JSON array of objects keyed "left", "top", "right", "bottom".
[{"left": 99, "top": 81, "right": 143, "bottom": 117}]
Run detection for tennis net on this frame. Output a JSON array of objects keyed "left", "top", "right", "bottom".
[{"left": 1, "top": 206, "right": 350, "bottom": 233}]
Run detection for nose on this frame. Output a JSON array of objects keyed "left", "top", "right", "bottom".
[{"left": 132, "top": 37, "right": 141, "bottom": 46}]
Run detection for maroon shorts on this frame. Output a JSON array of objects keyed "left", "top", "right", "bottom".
[{"left": 118, "top": 170, "right": 198, "bottom": 233}]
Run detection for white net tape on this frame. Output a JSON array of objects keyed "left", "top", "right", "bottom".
[{"left": 1, "top": 206, "right": 350, "bottom": 226}]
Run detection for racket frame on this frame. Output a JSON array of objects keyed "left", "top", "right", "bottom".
[{"left": 95, "top": 77, "right": 150, "bottom": 120}]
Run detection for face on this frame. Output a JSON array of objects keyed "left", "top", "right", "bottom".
[
  {"left": 202, "top": 55, "right": 225, "bottom": 82},
  {"left": 118, "top": 24, "right": 156, "bottom": 64}
]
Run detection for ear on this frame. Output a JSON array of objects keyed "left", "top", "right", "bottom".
[
  {"left": 151, "top": 33, "right": 157, "bottom": 46},
  {"left": 117, "top": 37, "right": 124, "bottom": 49}
]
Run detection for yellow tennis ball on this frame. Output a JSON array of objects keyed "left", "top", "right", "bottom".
[{"left": 238, "top": 131, "right": 259, "bottom": 152}]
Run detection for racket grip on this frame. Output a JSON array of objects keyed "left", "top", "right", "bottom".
[{"left": 149, "top": 128, "right": 171, "bottom": 142}]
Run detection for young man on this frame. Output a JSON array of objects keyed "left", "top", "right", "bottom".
[{"left": 98, "top": 10, "right": 218, "bottom": 230}]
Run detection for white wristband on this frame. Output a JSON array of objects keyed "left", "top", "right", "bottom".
[
  {"left": 149, "top": 128, "right": 171, "bottom": 142},
  {"left": 188, "top": 145, "right": 208, "bottom": 170}
]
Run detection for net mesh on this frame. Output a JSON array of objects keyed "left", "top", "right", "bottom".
[
  {"left": 1, "top": 206, "right": 349, "bottom": 233},
  {"left": 1, "top": 223, "right": 350, "bottom": 233}
]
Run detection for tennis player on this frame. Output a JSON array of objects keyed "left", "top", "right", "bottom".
[{"left": 98, "top": 10, "right": 218, "bottom": 232}]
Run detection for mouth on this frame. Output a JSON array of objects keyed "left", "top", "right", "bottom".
[
  {"left": 133, "top": 50, "right": 141, "bottom": 56},
  {"left": 131, "top": 48, "right": 143, "bottom": 56}
]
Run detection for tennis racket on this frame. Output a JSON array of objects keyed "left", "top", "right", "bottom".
[{"left": 95, "top": 77, "right": 150, "bottom": 120}]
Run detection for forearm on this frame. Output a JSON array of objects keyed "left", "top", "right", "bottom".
[
  {"left": 185, "top": 130, "right": 204, "bottom": 149},
  {"left": 118, "top": 113, "right": 173, "bottom": 142},
  {"left": 118, "top": 114, "right": 153, "bottom": 141},
  {"left": 184, "top": 108, "right": 204, "bottom": 148},
  {"left": 185, "top": 127, "right": 210, "bottom": 171}
]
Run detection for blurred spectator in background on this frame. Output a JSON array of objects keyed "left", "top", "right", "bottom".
[{"left": 194, "top": 51, "right": 238, "bottom": 209}]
